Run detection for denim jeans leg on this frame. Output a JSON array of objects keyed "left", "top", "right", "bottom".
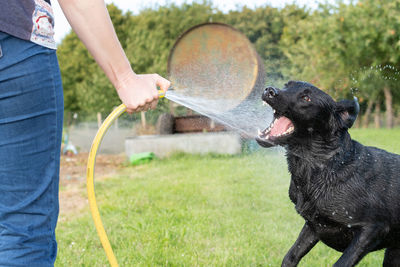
[{"left": 0, "top": 32, "right": 63, "bottom": 267}]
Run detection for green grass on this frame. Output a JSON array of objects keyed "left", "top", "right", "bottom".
[
  {"left": 55, "top": 129, "right": 400, "bottom": 266},
  {"left": 350, "top": 128, "right": 400, "bottom": 154}
]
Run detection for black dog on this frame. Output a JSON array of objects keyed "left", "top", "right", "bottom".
[{"left": 256, "top": 81, "right": 400, "bottom": 267}]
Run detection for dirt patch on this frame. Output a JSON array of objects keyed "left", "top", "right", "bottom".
[{"left": 59, "top": 153, "right": 125, "bottom": 221}]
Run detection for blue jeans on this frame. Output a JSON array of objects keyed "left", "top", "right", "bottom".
[{"left": 0, "top": 32, "right": 63, "bottom": 266}]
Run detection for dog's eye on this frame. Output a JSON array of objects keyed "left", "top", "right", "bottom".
[{"left": 302, "top": 95, "right": 311, "bottom": 102}]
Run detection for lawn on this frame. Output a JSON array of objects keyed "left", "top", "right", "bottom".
[{"left": 55, "top": 128, "right": 400, "bottom": 266}]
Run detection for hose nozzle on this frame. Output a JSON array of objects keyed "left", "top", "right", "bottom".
[{"left": 158, "top": 90, "right": 166, "bottom": 99}]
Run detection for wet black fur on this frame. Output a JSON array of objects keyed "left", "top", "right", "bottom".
[{"left": 257, "top": 81, "right": 400, "bottom": 267}]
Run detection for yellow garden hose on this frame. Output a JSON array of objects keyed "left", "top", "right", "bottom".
[{"left": 86, "top": 91, "right": 166, "bottom": 267}]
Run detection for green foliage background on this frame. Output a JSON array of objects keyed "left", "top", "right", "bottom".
[{"left": 57, "top": 1, "right": 400, "bottom": 127}]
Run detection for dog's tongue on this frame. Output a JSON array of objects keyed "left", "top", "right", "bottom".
[{"left": 271, "top": 116, "right": 292, "bottom": 136}]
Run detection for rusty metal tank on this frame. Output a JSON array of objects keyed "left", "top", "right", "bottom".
[{"left": 167, "top": 22, "right": 265, "bottom": 112}]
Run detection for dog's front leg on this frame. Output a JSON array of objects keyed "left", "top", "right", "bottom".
[
  {"left": 282, "top": 222, "right": 318, "bottom": 267},
  {"left": 333, "top": 225, "right": 388, "bottom": 267}
]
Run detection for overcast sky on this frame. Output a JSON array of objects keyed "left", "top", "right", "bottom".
[{"left": 52, "top": 0, "right": 323, "bottom": 44}]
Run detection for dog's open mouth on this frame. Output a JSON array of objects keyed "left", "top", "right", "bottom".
[{"left": 256, "top": 111, "right": 295, "bottom": 147}]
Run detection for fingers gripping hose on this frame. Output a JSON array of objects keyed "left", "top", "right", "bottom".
[{"left": 86, "top": 91, "right": 165, "bottom": 267}]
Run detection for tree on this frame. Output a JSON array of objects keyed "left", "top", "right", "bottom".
[
  {"left": 281, "top": 0, "right": 400, "bottom": 127},
  {"left": 58, "top": 1, "right": 400, "bottom": 127}
]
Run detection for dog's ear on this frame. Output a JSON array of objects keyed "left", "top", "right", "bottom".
[{"left": 336, "top": 97, "right": 360, "bottom": 129}]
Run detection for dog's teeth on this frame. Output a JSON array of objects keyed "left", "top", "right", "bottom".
[
  {"left": 258, "top": 129, "right": 262, "bottom": 136},
  {"left": 278, "top": 126, "right": 295, "bottom": 136},
  {"left": 273, "top": 109, "right": 276, "bottom": 114}
]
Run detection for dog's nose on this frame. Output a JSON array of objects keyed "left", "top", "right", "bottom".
[{"left": 263, "top": 87, "right": 279, "bottom": 99}]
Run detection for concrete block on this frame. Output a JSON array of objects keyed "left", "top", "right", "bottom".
[
  {"left": 125, "top": 132, "right": 242, "bottom": 158},
  {"left": 68, "top": 127, "right": 133, "bottom": 154}
]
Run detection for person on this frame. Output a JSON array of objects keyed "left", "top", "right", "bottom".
[{"left": 0, "top": 0, "right": 170, "bottom": 266}]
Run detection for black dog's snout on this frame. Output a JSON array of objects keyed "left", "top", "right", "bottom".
[{"left": 263, "top": 87, "right": 279, "bottom": 100}]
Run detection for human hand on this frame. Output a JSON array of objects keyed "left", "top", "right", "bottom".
[{"left": 116, "top": 71, "right": 171, "bottom": 114}]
